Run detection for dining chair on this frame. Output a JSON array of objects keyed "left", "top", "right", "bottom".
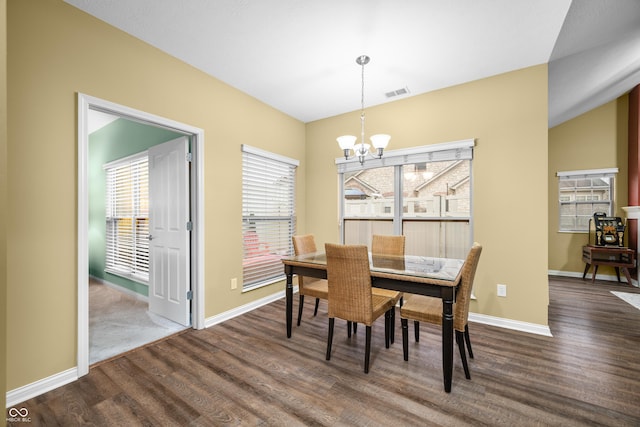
[
  {"left": 325, "top": 243, "right": 395, "bottom": 373},
  {"left": 400, "top": 243, "right": 482, "bottom": 379},
  {"left": 370, "top": 234, "right": 405, "bottom": 344},
  {"left": 292, "top": 234, "right": 328, "bottom": 326}
]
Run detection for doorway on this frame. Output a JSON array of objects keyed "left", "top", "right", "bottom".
[
  {"left": 77, "top": 93, "right": 205, "bottom": 377},
  {"left": 88, "top": 119, "right": 190, "bottom": 363}
]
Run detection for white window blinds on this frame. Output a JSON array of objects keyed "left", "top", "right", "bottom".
[
  {"left": 104, "top": 153, "right": 149, "bottom": 282},
  {"left": 242, "top": 145, "right": 298, "bottom": 290}
]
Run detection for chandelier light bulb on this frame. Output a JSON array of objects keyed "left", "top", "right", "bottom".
[
  {"left": 337, "top": 135, "right": 357, "bottom": 159},
  {"left": 370, "top": 134, "right": 390, "bottom": 157}
]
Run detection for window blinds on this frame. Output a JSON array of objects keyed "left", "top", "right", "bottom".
[
  {"left": 104, "top": 153, "right": 149, "bottom": 282},
  {"left": 242, "top": 145, "right": 298, "bottom": 290}
]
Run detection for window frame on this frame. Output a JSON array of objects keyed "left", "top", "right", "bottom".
[
  {"left": 557, "top": 168, "right": 618, "bottom": 233},
  {"left": 103, "top": 151, "right": 149, "bottom": 283},
  {"left": 241, "top": 144, "right": 299, "bottom": 291},
  {"left": 336, "top": 139, "right": 474, "bottom": 258}
]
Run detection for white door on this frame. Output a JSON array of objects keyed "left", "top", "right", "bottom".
[{"left": 148, "top": 136, "right": 191, "bottom": 326}]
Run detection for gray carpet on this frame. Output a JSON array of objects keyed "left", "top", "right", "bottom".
[{"left": 90, "top": 281, "right": 187, "bottom": 365}]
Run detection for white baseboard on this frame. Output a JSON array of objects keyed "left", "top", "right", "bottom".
[
  {"left": 204, "top": 286, "right": 298, "bottom": 329},
  {"left": 469, "top": 312, "right": 552, "bottom": 337},
  {"left": 6, "top": 368, "right": 77, "bottom": 408},
  {"left": 548, "top": 269, "right": 638, "bottom": 287}
]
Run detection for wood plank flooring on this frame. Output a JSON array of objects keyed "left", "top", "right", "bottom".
[{"left": 10, "top": 276, "right": 640, "bottom": 426}]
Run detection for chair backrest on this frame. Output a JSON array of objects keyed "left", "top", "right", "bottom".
[
  {"left": 292, "top": 234, "right": 318, "bottom": 289},
  {"left": 372, "top": 234, "right": 405, "bottom": 256},
  {"left": 292, "top": 234, "right": 317, "bottom": 256},
  {"left": 325, "top": 243, "right": 373, "bottom": 325},
  {"left": 454, "top": 243, "right": 482, "bottom": 332}
]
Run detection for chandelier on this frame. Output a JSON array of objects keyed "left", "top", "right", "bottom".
[{"left": 337, "top": 55, "right": 390, "bottom": 165}]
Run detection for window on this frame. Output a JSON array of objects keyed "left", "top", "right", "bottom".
[
  {"left": 557, "top": 168, "right": 617, "bottom": 232},
  {"left": 338, "top": 140, "right": 474, "bottom": 259},
  {"left": 104, "top": 152, "right": 149, "bottom": 282},
  {"left": 242, "top": 145, "right": 298, "bottom": 290}
]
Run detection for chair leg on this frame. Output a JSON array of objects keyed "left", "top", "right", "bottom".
[
  {"left": 401, "top": 318, "right": 409, "bottom": 361},
  {"left": 326, "top": 318, "right": 335, "bottom": 360},
  {"left": 297, "top": 295, "right": 304, "bottom": 326},
  {"left": 353, "top": 322, "right": 357, "bottom": 334},
  {"left": 456, "top": 330, "right": 471, "bottom": 379},
  {"left": 414, "top": 321, "right": 420, "bottom": 342},
  {"left": 313, "top": 298, "right": 320, "bottom": 316},
  {"left": 364, "top": 325, "right": 372, "bottom": 373},
  {"left": 464, "top": 324, "right": 474, "bottom": 359},
  {"left": 384, "top": 310, "right": 391, "bottom": 349},
  {"left": 390, "top": 307, "right": 395, "bottom": 344},
  {"left": 347, "top": 321, "right": 352, "bottom": 338}
]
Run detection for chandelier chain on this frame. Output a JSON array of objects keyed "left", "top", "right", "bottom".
[{"left": 360, "top": 56, "right": 366, "bottom": 146}]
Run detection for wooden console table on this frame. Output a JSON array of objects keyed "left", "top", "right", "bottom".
[{"left": 582, "top": 245, "right": 635, "bottom": 285}]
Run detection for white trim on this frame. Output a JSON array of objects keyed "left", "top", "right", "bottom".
[
  {"left": 549, "top": 269, "right": 638, "bottom": 287},
  {"left": 6, "top": 368, "right": 77, "bottom": 408},
  {"left": 335, "top": 138, "right": 475, "bottom": 165},
  {"left": 548, "top": 269, "right": 587, "bottom": 279},
  {"left": 204, "top": 286, "right": 298, "bottom": 328},
  {"left": 556, "top": 167, "right": 618, "bottom": 178},
  {"left": 241, "top": 144, "right": 300, "bottom": 167},
  {"left": 468, "top": 312, "right": 553, "bottom": 337},
  {"left": 77, "top": 93, "right": 206, "bottom": 380},
  {"left": 335, "top": 138, "right": 474, "bottom": 173},
  {"left": 77, "top": 94, "right": 90, "bottom": 377}
]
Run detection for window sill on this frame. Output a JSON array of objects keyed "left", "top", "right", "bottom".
[
  {"left": 242, "top": 275, "right": 285, "bottom": 293},
  {"left": 105, "top": 268, "right": 149, "bottom": 285}
]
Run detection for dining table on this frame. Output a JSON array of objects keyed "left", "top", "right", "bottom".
[{"left": 282, "top": 251, "right": 465, "bottom": 393}]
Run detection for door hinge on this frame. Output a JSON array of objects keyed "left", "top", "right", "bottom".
[
  {"left": 186, "top": 152, "right": 193, "bottom": 162},
  {"left": 187, "top": 290, "right": 193, "bottom": 300},
  {"left": 186, "top": 221, "right": 193, "bottom": 231}
]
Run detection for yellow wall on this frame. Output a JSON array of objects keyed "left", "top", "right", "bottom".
[
  {"left": 306, "top": 65, "right": 550, "bottom": 326},
  {"left": 548, "top": 98, "right": 629, "bottom": 274},
  {"left": 7, "top": 0, "right": 554, "bottom": 395},
  {"left": 6, "top": 0, "right": 305, "bottom": 390},
  {"left": 1, "top": 0, "right": 7, "bottom": 413}
]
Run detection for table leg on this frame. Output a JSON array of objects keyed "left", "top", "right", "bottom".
[
  {"left": 285, "top": 266, "right": 293, "bottom": 338},
  {"left": 441, "top": 286, "right": 454, "bottom": 393},
  {"left": 582, "top": 263, "right": 591, "bottom": 280},
  {"left": 622, "top": 267, "right": 633, "bottom": 287}
]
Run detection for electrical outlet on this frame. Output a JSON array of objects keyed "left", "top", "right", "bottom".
[
  {"left": 497, "top": 284, "right": 507, "bottom": 297},
  {"left": 231, "top": 278, "right": 237, "bottom": 290}
]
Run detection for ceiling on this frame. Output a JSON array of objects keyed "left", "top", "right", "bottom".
[{"left": 67, "top": 0, "right": 640, "bottom": 128}]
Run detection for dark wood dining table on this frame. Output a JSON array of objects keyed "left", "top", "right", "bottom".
[{"left": 282, "top": 251, "right": 465, "bottom": 392}]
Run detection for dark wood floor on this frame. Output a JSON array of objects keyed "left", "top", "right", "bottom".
[{"left": 11, "top": 276, "right": 640, "bottom": 426}]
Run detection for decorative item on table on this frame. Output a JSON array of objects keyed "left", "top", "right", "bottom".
[{"left": 592, "top": 212, "right": 625, "bottom": 247}]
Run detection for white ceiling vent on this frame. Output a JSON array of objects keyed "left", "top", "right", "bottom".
[{"left": 385, "top": 87, "right": 410, "bottom": 98}]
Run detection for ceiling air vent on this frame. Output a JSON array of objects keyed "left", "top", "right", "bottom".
[{"left": 385, "top": 87, "right": 410, "bottom": 98}]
